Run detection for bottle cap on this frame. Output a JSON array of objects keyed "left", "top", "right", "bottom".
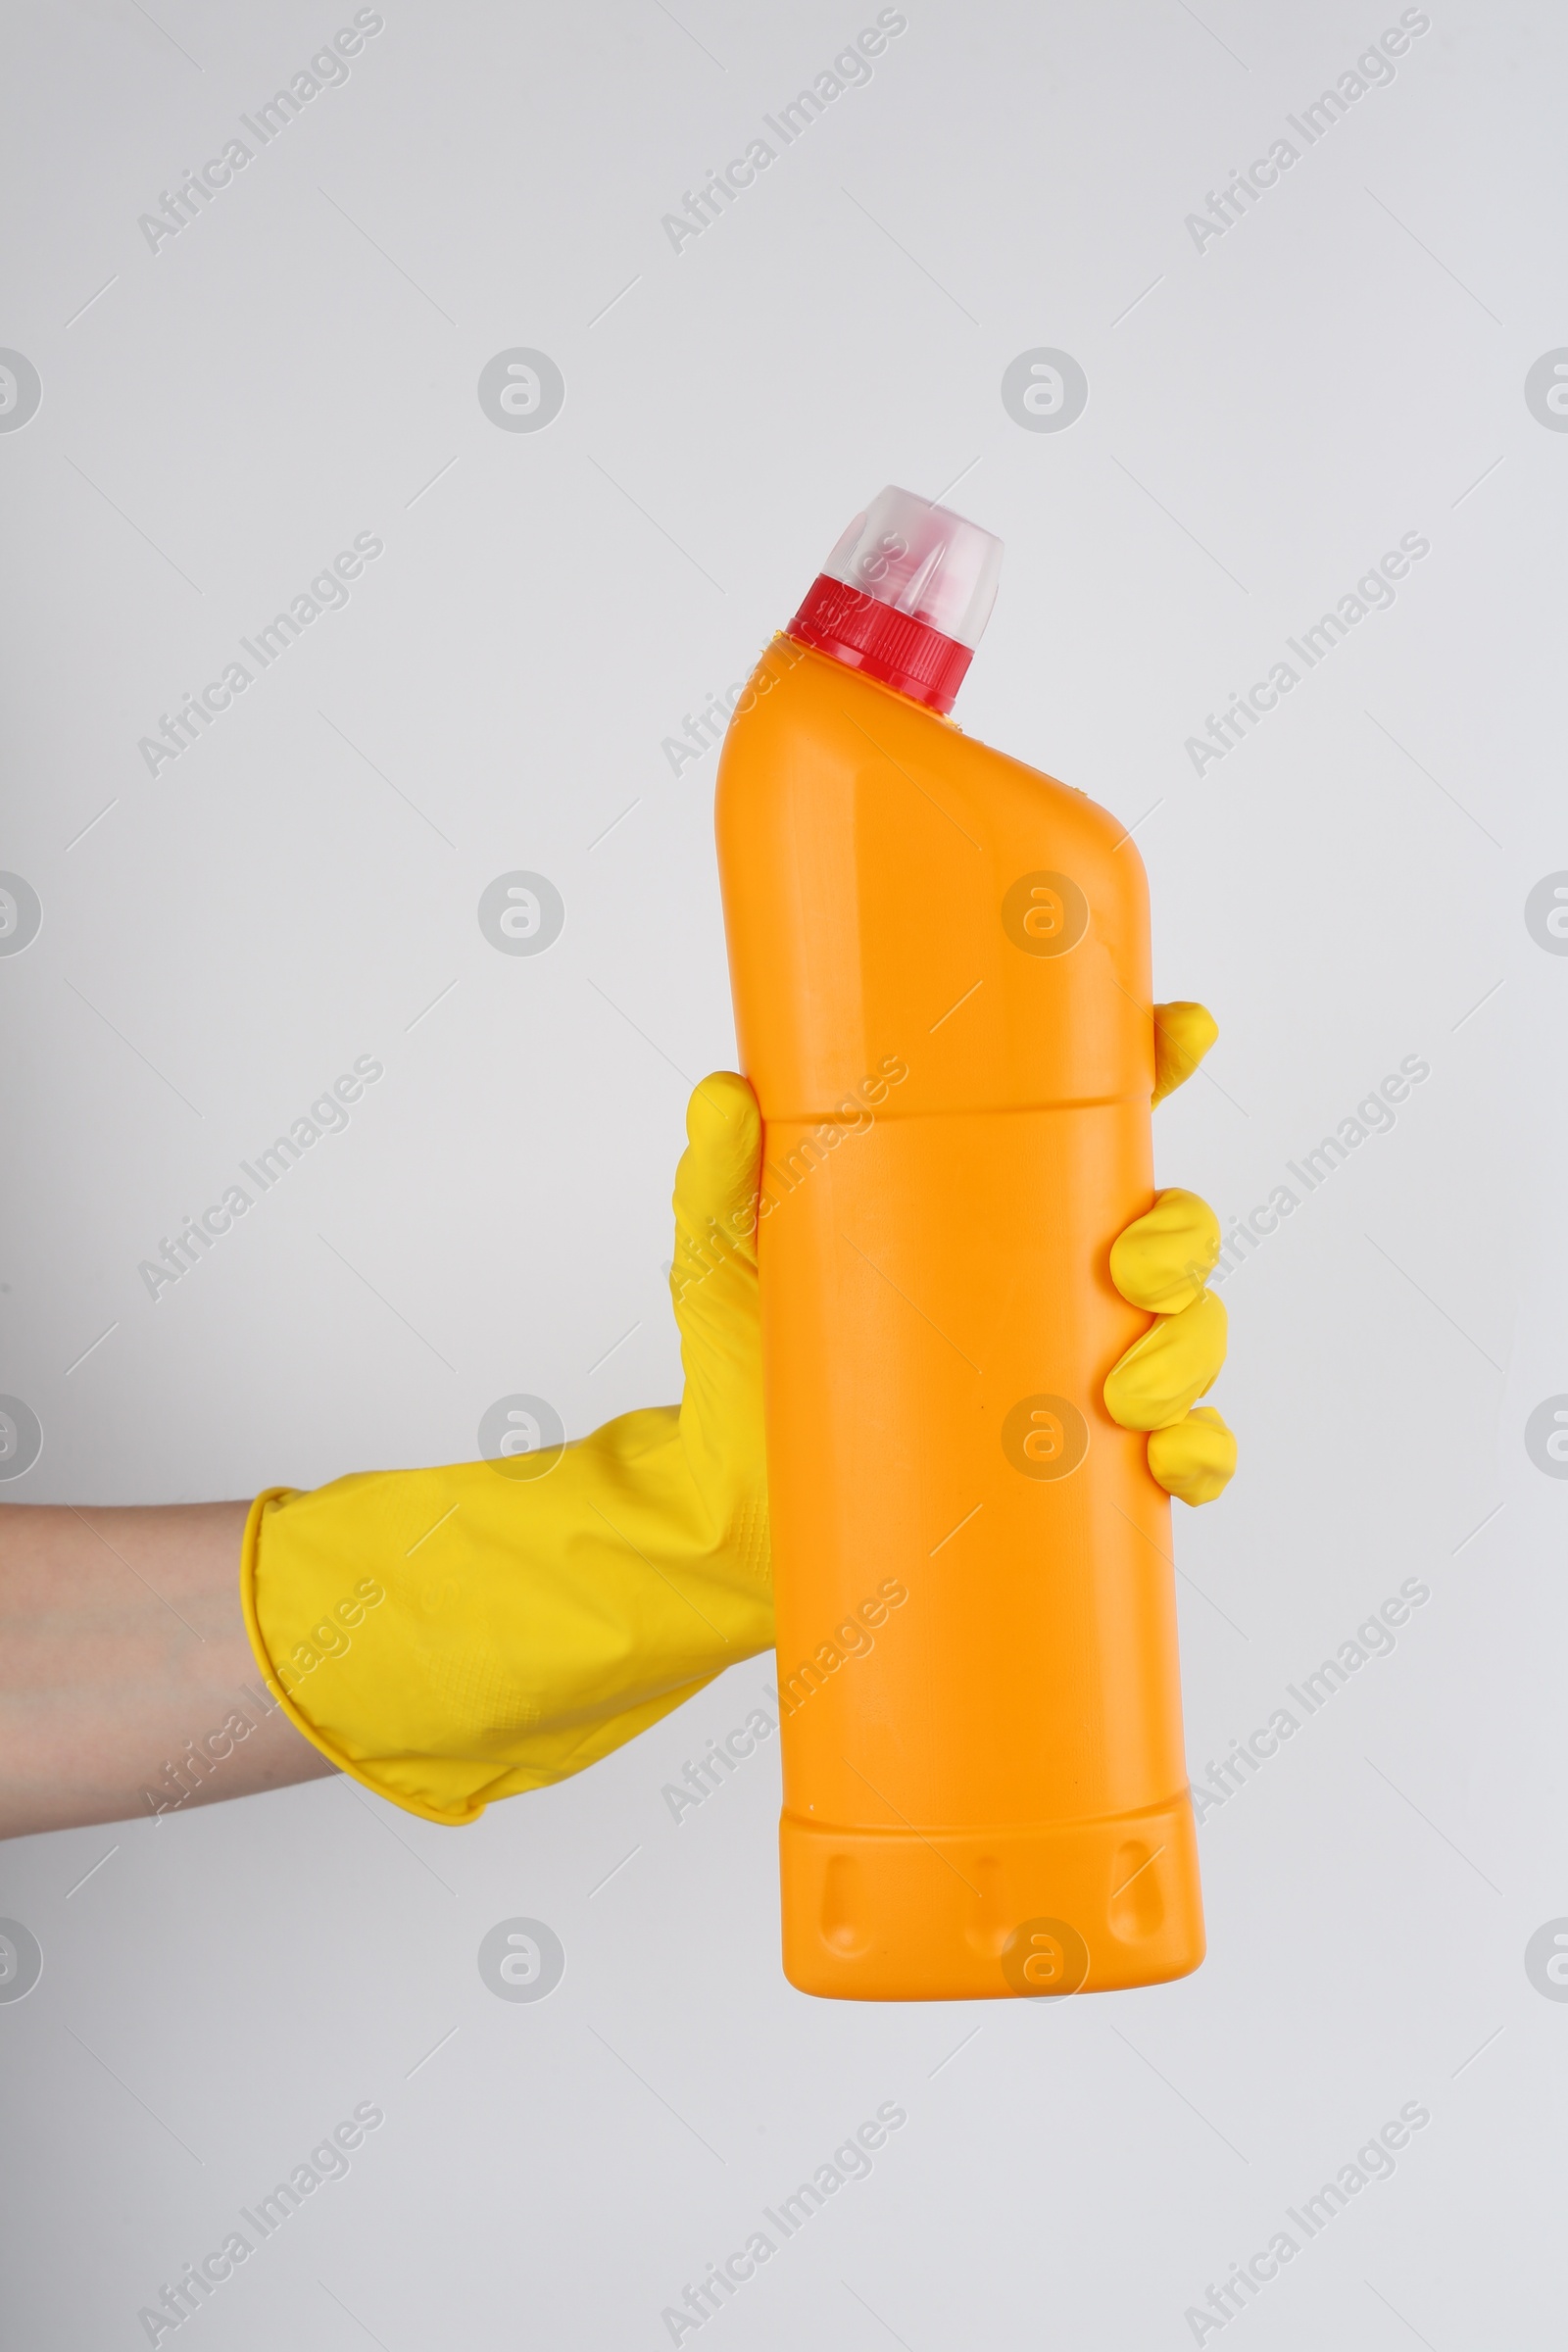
[{"left": 787, "top": 484, "right": 1004, "bottom": 712}]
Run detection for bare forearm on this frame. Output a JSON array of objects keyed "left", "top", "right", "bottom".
[{"left": 0, "top": 1501, "right": 335, "bottom": 1838}]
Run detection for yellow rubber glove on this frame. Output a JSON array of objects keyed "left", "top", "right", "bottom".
[
  {"left": 242, "top": 1004, "right": 1234, "bottom": 1826},
  {"left": 1102, "top": 1002, "right": 1237, "bottom": 1504},
  {"left": 241, "top": 1073, "right": 772, "bottom": 1825}
]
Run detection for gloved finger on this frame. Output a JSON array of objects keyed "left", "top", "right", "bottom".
[
  {"left": 671, "top": 1072, "right": 762, "bottom": 1300},
  {"left": 1103, "top": 1290, "right": 1227, "bottom": 1432},
  {"left": 1152, "top": 1002, "right": 1218, "bottom": 1106},
  {"left": 1147, "top": 1406, "right": 1237, "bottom": 1506},
  {"left": 1109, "top": 1188, "right": 1220, "bottom": 1313}
]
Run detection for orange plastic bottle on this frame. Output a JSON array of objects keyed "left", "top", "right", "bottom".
[{"left": 715, "top": 487, "right": 1204, "bottom": 2000}]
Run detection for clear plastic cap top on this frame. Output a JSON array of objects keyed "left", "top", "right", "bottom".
[{"left": 819, "top": 484, "right": 1004, "bottom": 651}]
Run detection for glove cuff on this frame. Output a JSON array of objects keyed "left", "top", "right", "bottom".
[{"left": 239, "top": 1413, "right": 772, "bottom": 1826}]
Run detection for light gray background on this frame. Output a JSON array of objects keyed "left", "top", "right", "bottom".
[{"left": 1, "top": 0, "right": 1563, "bottom": 2343}]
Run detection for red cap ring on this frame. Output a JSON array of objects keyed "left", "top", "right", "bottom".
[{"left": 786, "top": 573, "right": 974, "bottom": 713}]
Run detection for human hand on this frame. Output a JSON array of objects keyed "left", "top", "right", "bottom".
[
  {"left": 1102, "top": 1002, "right": 1236, "bottom": 1505},
  {"left": 239, "top": 1073, "right": 774, "bottom": 1826},
  {"left": 666, "top": 1069, "right": 770, "bottom": 1588}
]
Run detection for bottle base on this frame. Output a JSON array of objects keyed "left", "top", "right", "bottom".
[{"left": 780, "top": 1796, "right": 1204, "bottom": 2000}]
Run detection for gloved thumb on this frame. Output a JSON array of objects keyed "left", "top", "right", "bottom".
[{"left": 670, "top": 1072, "right": 762, "bottom": 1303}]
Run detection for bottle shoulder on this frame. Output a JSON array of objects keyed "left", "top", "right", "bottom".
[
  {"left": 718, "top": 639, "right": 1145, "bottom": 896},
  {"left": 715, "top": 639, "right": 1155, "bottom": 1117}
]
